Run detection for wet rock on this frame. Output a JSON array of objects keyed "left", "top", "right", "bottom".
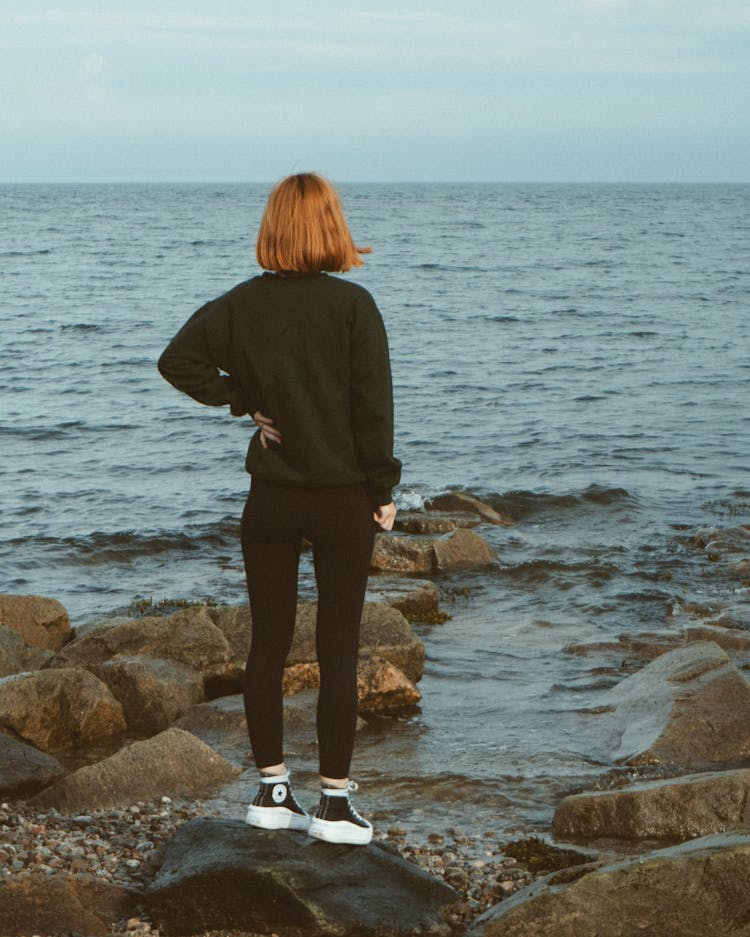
[
  {"left": 0, "top": 593, "right": 72, "bottom": 652},
  {"left": 0, "top": 624, "right": 53, "bottom": 677},
  {"left": 288, "top": 600, "right": 425, "bottom": 683},
  {"left": 0, "top": 666, "right": 126, "bottom": 752},
  {"left": 282, "top": 656, "right": 421, "bottom": 712},
  {"left": 684, "top": 625, "right": 750, "bottom": 660},
  {"left": 52, "top": 607, "right": 234, "bottom": 690},
  {"left": 0, "top": 733, "right": 66, "bottom": 798},
  {"left": 468, "top": 832, "right": 750, "bottom": 937},
  {"left": 424, "top": 491, "right": 514, "bottom": 526},
  {"left": 372, "top": 528, "right": 496, "bottom": 574},
  {"left": 96, "top": 655, "right": 205, "bottom": 733},
  {"left": 365, "top": 577, "right": 442, "bottom": 620},
  {"left": 395, "top": 512, "right": 482, "bottom": 534},
  {"left": 206, "top": 603, "right": 252, "bottom": 687},
  {"left": 0, "top": 871, "right": 139, "bottom": 937},
  {"left": 146, "top": 816, "right": 455, "bottom": 936},
  {"left": 29, "top": 727, "right": 240, "bottom": 812},
  {"left": 553, "top": 769, "right": 750, "bottom": 842},
  {"left": 596, "top": 641, "right": 750, "bottom": 766}
]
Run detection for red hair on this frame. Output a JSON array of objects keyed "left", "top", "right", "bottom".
[{"left": 256, "top": 173, "right": 371, "bottom": 274}]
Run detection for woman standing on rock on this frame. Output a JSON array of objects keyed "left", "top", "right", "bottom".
[{"left": 158, "top": 173, "right": 401, "bottom": 846}]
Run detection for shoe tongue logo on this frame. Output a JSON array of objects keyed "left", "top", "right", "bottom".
[{"left": 272, "top": 783, "right": 287, "bottom": 804}]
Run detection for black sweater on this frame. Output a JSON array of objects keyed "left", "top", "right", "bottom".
[{"left": 158, "top": 272, "right": 402, "bottom": 507}]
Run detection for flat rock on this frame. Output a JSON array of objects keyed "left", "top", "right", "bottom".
[
  {"left": 287, "top": 600, "right": 425, "bottom": 683},
  {"left": 0, "top": 624, "right": 53, "bottom": 677},
  {"left": 146, "top": 816, "right": 455, "bottom": 936},
  {"left": 28, "top": 727, "right": 241, "bottom": 812},
  {"left": 96, "top": 654, "right": 204, "bottom": 733},
  {"left": 371, "top": 528, "right": 496, "bottom": 574},
  {"left": 52, "top": 607, "right": 234, "bottom": 692},
  {"left": 365, "top": 577, "right": 441, "bottom": 620},
  {"left": 424, "top": 490, "right": 514, "bottom": 526},
  {"left": 552, "top": 769, "right": 750, "bottom": 842},
  {"left": 596, "top": 641, "right": 750, "bottom": 766},
  {"left": 0, "top": 733, "right": 66, "bottom": 798},
  {"left": 0, "top": 594, "right": 71, "bottom": 651},
  {"left": 0, "top": 667, "right": 126, "bottom": 752},
  {"left": 0, "top": 871, "right": 139, "bottom": 937},
  {"left": 469, "top": 832, "right": 750, "bottom": 937}
]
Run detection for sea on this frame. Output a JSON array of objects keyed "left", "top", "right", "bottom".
[{"left": 2, "top": 182, "right": 749, "bottom": 842}]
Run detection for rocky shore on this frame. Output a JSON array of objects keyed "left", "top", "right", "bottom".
[{"left": 1, "top": 495, "right": 750, "bottom": 936}]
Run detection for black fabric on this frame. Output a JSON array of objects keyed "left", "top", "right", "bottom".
[
  {"left": 241, "top": 477, "right": 375, "bottom": 779},
  {"left": 158, "top": 272, "right": 401, "bottom": 507}
]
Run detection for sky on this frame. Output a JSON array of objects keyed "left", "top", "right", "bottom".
[{"left": 1, "top": 0, "right": 749, "bottom": 182}]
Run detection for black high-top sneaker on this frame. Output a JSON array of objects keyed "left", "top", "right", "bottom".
[
  {"left": 245, "top": 774, "right": 310, "bottom": 831},
  {"left": 308, "top": 780, "right": 373, "bottom": 845}
]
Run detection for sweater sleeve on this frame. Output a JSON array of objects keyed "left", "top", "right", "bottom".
[
  {"left": 350, "top": 292, "right": 402, "bottom": 506},
  {"left": 157, "top": 294, "right": 255, "bottom": 417}
]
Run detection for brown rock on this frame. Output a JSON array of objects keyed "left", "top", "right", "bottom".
[
  {"left": 685, "top": 625, "right": 750, "bottom": 659},
  {"left": 596, "top": 641, "right": 750, "bottom": 766},
  {"left": 356, "top": 656, "right": 422, "bottom": 712},
  {"left": 0, "top": 733, "right": 66, "bottom": 798},
  {"left": 432, "top": 527, "right": 496, "bottom": 570},
  {"left": 0, "top": 625, "right": 53, "bottom": 677},
  {"left": 0, "top": 871, "right": 138, "bottom": 937},
  {"left": 29, "top": 727, "right": 241, "bottom": 812},
  {"left": 97, "top": 654, "right": 205, "bottom": 733},
  {"left": 365, "top": 577, "right": 441, "bottom": 620},
  {"left": 552, "top": 769, "right": 750, "bottom": 842},
  {"left": 0, "top": 594, "right": 71, "bottom": 651},
  {"left": 207, "top": 603, "right": 252, "bottom": 679},
  {"left": 468, "top": 832, "right": 750, "bottom": 937},
  {"left": 394, "top": 512, "right": 459, "bottom": 534},
  {"left": 372, "top": 528, "right": 496, "bottom": 574},
  {"left": 52, "top": 607, "right": 234, "bottom": 689},
  {"left": 424, "top": 491, "right": 514, "bottom": 526},
  {"left": 0, "top": 667, "right": 126, "bottom": 752}
]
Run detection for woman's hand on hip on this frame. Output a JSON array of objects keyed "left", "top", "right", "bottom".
[
  {"left": 373, "top": 501, "right": 396, "bottom": 531},
  {"left": 253, "top": 410, "right": 282, "bottom": 449}
]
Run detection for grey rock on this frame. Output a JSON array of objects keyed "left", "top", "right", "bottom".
[
  {"left": 553, "top": 769, "right": 750, "bottom": 842},
  {"left": 597, "top": 641, "right": 750, "bottom": 766},
  {"left": 0, "top": 625, "right": 53, "bottom": 677},
  {"left": 468, "top": 832, "right": 750, "bottom": 937},
  {"left": 0, "top": 593, "right": 71, "bottom": 652},
  {"left": 28, "top": 727, "right": 241, "bottom": 812},
  {"left": 365, "top": 576, "right": 442, "bottom": 620},
  {"left": 424, "top": 490, "right": 514, "bottom": 526},
  {"left": 0, "top": 666, "right": 126, "bottom": 752},
  {"left": 96, "top": 654, "right": 204, "bottom": 733},
  {"left": 146, "top": 816, "right": 455, "bottom": 936},
  {"left": 0, "top": 733, "right": 66, "bottom": 798}
]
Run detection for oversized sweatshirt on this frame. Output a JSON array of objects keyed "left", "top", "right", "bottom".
[{"left": 157, "top": 272, "right": 402, "bottom": 507}]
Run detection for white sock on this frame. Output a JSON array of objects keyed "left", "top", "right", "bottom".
[{"left": 260, "top": 772, "right": 289, "bottom": 784}]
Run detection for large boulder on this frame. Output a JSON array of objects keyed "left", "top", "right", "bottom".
[
  {"left": 146, "top": 817, "right": 455, "bottom": 936},
  {"left": 0, "top": 871, "right": 138, "bottom": 937},
  {"left": 287, "top": 600, "right": 425, "bottom": 683},
  {"left": 96, "top": 654, "right": 205, "bottom": 733},
  {"left": 52, "top": 607, "right": 234, "bottom": 692},
  {"left": 552, "top": 769, "right": 750, "bottom": 842},
  {"left": 28, "top": 727, "right": 241, "bottom": 812},
  {"left": 0, "top": 733, "right": 66, "bottom": 798},
  {"left": 0, "top": 667, "right": 126, "bottom": 752},
  {"left": 424, "top": 491, "right": 513, "bottom": 526},
  {"left": 371, "top": 528, "right": 496, "bottom": 574},
  {"left": 468, "top": 832, "right": 750, "bottom": 937},
  {"left": 0, "top": 625, "right": 53, "bottom": 677},
  {"left": 594, "top": 641, "right": 750, "bottom": 766},
  {"left": 0, "top": 594, "right": 71, "bottom": 652}
]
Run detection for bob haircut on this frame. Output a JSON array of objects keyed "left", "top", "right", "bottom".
[{"left": 256, "top": 172, "right": 371, "bottom": 274}]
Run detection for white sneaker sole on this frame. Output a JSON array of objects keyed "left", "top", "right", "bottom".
[
  {"left": 308, "top": 817, "right": 373, "bottom": 845},
  {"left": 245, "top": 805, "right": 310, "bottom": 831}
]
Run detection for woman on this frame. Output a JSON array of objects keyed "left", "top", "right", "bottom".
[{"left": 158, "top": 173, "right": 401, "bottom": 846}]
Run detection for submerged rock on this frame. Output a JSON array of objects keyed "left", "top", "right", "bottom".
[
  {"left": 424, "top": 491, "right": 514, "bottom": 526},
  {"left": 468, "top": 832, "right": 750, "bottom": 937},
  {"left": 0, "top": 871, "right": 138, "bottom": 937},
  {"left": 0, "top": 733, "right": 66, "bottom": 798},
  {"left": 553, "top": 769, "right": 750, "bottom": 842},
  {"left": 28, "top": 727, "right": 240, "bottom": 812},
  {"left": 595, "top": 641, "right": 750, "bottom": 766},
  {"left": 0, "top": 593, "right": 71, "bottom": 652},
  {"left": 146, "top": 816, "right": 455, "bottom": 936},
  {"left": 0, "top": 666, "right": 126, "bottom": 752}
]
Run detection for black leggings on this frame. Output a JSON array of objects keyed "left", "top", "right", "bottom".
[{"left": 241, "top": 477, "right": 376, "bottom": 779}]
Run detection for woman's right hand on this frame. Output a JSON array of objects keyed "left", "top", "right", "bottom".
[
  {"left": 373, "top": 501, "right": 397, "bottom": 531},
  {"left": 253, "top": 410, "right": 282, "bottom": 449}
]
